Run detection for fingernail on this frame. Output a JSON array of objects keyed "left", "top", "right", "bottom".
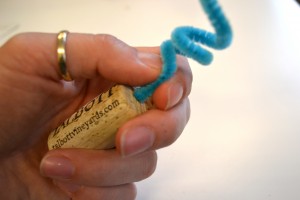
[
  {"left": 166, "top": 83, "right": 183, "bottom": 110},
  {"left": 138, "top": 52, "right": 161, "bottom": 70},
  {"left": 40, "top": 155, "right": 75, "bottom": 180},
  {"left": 121, "top": 126, "right": 155, "bottom": 157}
]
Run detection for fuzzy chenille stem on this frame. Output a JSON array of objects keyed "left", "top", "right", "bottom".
[{"left": 134, "top": 0, "right": 233, "bottom": 102}]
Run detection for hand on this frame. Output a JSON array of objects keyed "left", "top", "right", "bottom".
[{"left": 0, "top": 33, "right": 192, "bottom": 199}]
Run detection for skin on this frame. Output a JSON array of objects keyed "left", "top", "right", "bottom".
[{"left": 0, "top": 33, "right": 192, "bottom": 200}]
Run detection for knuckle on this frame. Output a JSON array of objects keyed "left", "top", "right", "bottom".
[
  {"left": 2, "top": 33, "right": 28, "bottom": 50},
  {"left": 93, "top": 34, "right": 123, "bottom": 49},
  {"left": 102, "top": 34, "right": 119, "bottom": 44},
  {"left": 1, "top": 33, "right": 45, "bottom": 67},
  {"left": 92, "top": 33, "right": 133, "bottom": 70},
  {"left": 7, "top": 32, "right": 26, "bottom": 43}
]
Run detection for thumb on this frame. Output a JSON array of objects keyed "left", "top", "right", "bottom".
[
  {"left": 66, "top": 33, "right": 161, "bottom": 85},
  {"left": 1, "top": 32, "right": 161, "bottom": 86}
]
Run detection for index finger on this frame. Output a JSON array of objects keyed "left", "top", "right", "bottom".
[{"left": 0, "top": 32, "right": 160, "bottom": 86}]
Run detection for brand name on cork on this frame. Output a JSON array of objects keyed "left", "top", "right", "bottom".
[{"left": 50, "top": 85, "right": 121, "bottom": 149}]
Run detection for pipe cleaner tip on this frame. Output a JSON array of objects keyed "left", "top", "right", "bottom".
[
  {"left": 134, "top": 87, "right": 153, "bottom": 102},
  {"left": 134, "top": 0, "right": 233, "bottom": 103}
]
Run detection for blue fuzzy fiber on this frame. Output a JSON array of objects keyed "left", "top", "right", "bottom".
[{"left": 134, "top": 0, "right": 233, "bottom": 102}]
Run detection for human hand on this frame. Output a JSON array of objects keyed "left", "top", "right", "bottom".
[{"left": 0, "top": 32, "right": 192, "bottom": 199}]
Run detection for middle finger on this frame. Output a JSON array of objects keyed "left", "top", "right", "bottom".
[{"left": 40, "top": 149, "right": 157, "bottom": 187}]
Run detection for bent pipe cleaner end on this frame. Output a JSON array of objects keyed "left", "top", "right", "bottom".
[{"left": 134, "top": 0, "right": 233, "bottom": 102}]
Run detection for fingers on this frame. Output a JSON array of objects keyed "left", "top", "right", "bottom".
[
  {"left": 56, "top": 182, "right": 136, "bottom": 200},
  {"left": 116, "top": 98, "right": 191, "bottom": 157},
  {"left": 1, "top": 33, "right": 192, "bottom": 96},
  {"left": 66, "top": 34, "right": 160, "bottom": 85},
  {"left": 152, "top": 54, "right": 193, "bottom": 110},
  {"left": 137, "top": 46, "right": 192, "bottom": 109},
  {"left": 0, "top": 33, "right": 160, "bottom": 86},
  {"left": 75, "top": 184, "right": 136, "bottom": 200},
  {"left": 40, "top": 149, "right": 157, "bottom": 187},
  {"left": 114, "top": 51, "right": 192, "bottom": 156}
]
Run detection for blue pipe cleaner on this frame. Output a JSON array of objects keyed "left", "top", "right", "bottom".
[{"left": 134, "top": 0, "right": 233, "bottom": 102}]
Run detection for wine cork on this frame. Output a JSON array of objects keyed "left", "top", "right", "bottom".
[{"left": 48, "top": 85, "right": 150, "bottom": 150}]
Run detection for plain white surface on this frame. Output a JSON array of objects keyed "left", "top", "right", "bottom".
[{"left": 1, "top": 0, "right": 300, "bottom": 199}]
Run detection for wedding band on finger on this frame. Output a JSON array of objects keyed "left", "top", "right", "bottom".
[{"left": 57, "top": 30, "right": 73, "bottom": 81}]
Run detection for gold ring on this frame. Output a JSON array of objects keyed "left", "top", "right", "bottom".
[{"left": 57, "top": 30, "right": 73, "bottom": 81}]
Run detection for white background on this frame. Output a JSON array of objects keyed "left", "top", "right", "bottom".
[{"left": 1, "top": 0, "right": 300, "bottom": 199}]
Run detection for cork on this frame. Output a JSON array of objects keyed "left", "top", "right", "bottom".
[{"left": 48, "top": 85, "right": 150, "bottom": 150}]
